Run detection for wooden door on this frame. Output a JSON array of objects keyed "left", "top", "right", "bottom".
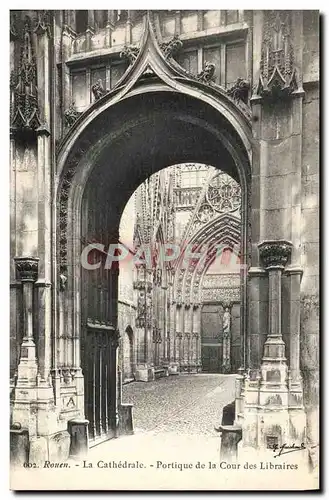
[{"left": 201, "top": 304, "right": 223, "bottom": 373}]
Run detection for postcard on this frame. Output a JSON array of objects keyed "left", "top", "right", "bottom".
[{"left": 9, "top": 8, "right": 320, "bottom": 491}]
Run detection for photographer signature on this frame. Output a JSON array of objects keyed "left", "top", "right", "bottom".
[{"left": 270, "top": 442, "right": 306, "bottom": 458}]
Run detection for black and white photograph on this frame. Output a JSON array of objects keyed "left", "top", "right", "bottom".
[{"left": 8, "top": 7, "right": 320, "bottom": 490}]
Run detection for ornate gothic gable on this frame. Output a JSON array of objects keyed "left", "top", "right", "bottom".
[
  {"left": 10, "top": 15, "right": 41, "bottom": 135},
  {"left": 253, "top": 11, "right": 300, "bottom": 101}
]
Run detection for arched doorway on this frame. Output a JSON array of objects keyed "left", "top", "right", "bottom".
[{"left": 55, "top": 19, "right": 252, "bottom": 444}]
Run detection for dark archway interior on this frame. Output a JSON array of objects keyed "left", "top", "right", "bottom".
[{"left": 80, "top": 91, "right": 249, "bottom": 235}]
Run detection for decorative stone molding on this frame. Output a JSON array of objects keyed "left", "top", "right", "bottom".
[
  {"left": 202, "top": 287, "right": 240, "bottom": 302},
  {"left": 197, "top": 62, "right": 216, "bottom": 84},
  {"left": 301, "top": 295, "right": 319, "bottom": 320},
  {"left": 120, "top": 45, "right": 140, "bottom": 65},
  {"left": 160, "top": 34, "right": 183, "bottom": 59},
  {"left": 10, "top": 12, "right": 18, "bottom": 40},
  {"left": 64, "top": 102, "right": 82, "bottom": 128},
  {"left": 34, "top": 10, "right": 52, "bottom": 37},
  {"left": 227, "top": 78, "right": 250, "bottom": 105},
  {"left": 14, "top": 257, "right": 39, "bottom": 282},
  {"left": 11, "top": 16, "right": 41, "bottom": 134},
  {"left": 110, "top": 329, "right": 121, "bottom": 349},
  {"left": 258, "top": 240, "right": 293, "bottom": 269},
  {"left": 91, "top": 79, "right": 109, "bottom": 100},
  {"left": 253, "top": 11, "right": 299, "bottom": 101}
]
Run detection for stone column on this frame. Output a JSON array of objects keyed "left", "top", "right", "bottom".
[
  {"left": 258, "top": 240, "right": 293, "bottom": 389},
  {"left": 283, "top": 266, "right": 303, "bottom": 385},
  {"left": 125, "top": 11, "right": 132, "bottom": 45},
  {"left": 105, "top": 11, "right": 115, "bottom": 48},
  {"left": 13, "top": 257, "right": 39, "bottom": 388}
]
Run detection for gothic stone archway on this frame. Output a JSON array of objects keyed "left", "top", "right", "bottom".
[
  {"left": 56, "top": 90, "right": 251, "bottom": 444},
  {"left": 55, "top": 18, "right": 252, "bottom": 444}
]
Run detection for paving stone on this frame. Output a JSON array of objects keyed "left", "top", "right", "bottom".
[{"left": 122, "top": 374, "right": 236, "bottom": 436}]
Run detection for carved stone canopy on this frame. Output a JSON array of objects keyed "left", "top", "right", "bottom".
[
  {"left": 258, "top": 240, "right": 293, "bottom": 269},
  {"left": 14, "top": 257, "right": 39, "bottom": 282},
  {"left": 11, "top": 16, "right": 41, "bottom": 134},
  {"left": 253, "top": 11, "right": 299, "bottom": 102}
]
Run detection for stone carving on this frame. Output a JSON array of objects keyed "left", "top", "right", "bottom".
[
  {"left": 11, "top": 16, "right": 41, "bottom": 133},
  {"left": 203, "top": 274, "right": 240, "bottom": 289},
  {"left": 255, "top": 11, "right": 298, "bottom": 100},
  {"left": 160, "top": 34, "right": 183, "bottom": 59},
  {"left": 59, "top": 273, "right": 67, "bottom": 291},
  {"left": 110, "top": 329, "right": 121, "bottom": 349},
  {"left": 197, "top": 62, "right": 216, "bottom": 84},
  {"left": 64, "top": 102, "right": 82, "bottom": 127},
  {"left": 258, "top": 240, "right": 293, "bottom": 268},
  {"left": 91, "top": 79, "right": 109, "bottom": 100},
  {"left": 15, "top": 257, "right": 39, "bottom": 282},
  {"left": 301, "top": 295, "right": 320, "bottom": 320},
  {"left": 152, "top": 327, "right": 162, "bottom": 343},
  {"left": 202, "top": 287, "right": 240, "bottom": 302},
  {"left": 206, "top": 172, "right": 241, "bottom": 214},
  {"left": 34, "top": 10, "right": 52, "bottom": 36},
  {"left": 223, "top": 308, "right": 231, "bottom": 334},
  {"left": 10, "top": 12, "right": 18, "bottom": 40},
  {"left": 120, "top": 45, "right": 140, "bottom": 65},
  {"left": 227, "top": 78, "right": 250, "bottom": 105},
  {"left": 222, "top": 306, "right": 232, "bottom": 373},
  {"left": 196, "top": 204, "right": 214, "bottom": 224}
]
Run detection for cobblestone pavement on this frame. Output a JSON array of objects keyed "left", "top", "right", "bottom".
[{"left": 122, "top": 373, "right": 236, "bottom": 436}]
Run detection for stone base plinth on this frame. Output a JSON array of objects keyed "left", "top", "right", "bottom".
[
  {"left": 68, "top": 419, "right": 89, "bottom": 458},
  {"left": 118, "top": 403, "right": 134, "bottom": 436},
  {"left": 168, "top": 363, "right": 179, "bottom": 375},
  {"left": 135, "top": 365, "right": 155, "bottom": 382}
]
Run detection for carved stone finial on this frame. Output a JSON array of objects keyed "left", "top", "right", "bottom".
[
  {"left": 227, "top": 78, "right": 250, "bottom": 105},
  {"left": 197, "top": 61, "right": 216, "bottom": 84},
  {"left": 91, "top": 79, "right": 109, "bottom": 100},
  {"left": 160, "top": 34, "right": 183, "bottom": 59},
  {"left": 14, "top": 257, "right": 39, "bottom": 282},
  {"left": 258, "top": 240, "right": 293, "bottom": 269},
  {"left": 120, "top": 45, "right": 140, "bottom": 65},
  {"left": 254, "top": 11, "right": 298, "bottom": 101},
  {"left": 64, "top": 102, "right": 81, "bottom": 127},
  {"left": 11, "top": 15, "right": 41, "bottom": 133}
]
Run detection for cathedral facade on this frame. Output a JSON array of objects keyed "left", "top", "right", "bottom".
[{"left": 10, "top": 10, "right": 319, "bottom": 468}]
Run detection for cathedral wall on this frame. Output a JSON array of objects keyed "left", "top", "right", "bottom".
[
  {"left": 300, "top": 82, "right": 319, "bottom": 441},
  {"left": 299, "top": 11, "right": 320, "bottom": 450}
]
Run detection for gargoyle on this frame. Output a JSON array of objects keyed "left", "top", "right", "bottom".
[
  {"left": 197, "top": 62, "right": 216, "bottom": 84},
  {"left": 160, "top": 34, "right": 183, "bottom": 59},
  {"left": 91, "top": 79, "right": 109, "bottom": 100},
  {"left": 120, "top": 45, "right": 139, "bottom": 65},
  {"left": 227, "top": 77, "right": 250, "bottom": 104}
]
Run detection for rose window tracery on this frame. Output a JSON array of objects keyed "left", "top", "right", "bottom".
[{"left": 206, "top": 173, "right": 241, "bottom": 214}]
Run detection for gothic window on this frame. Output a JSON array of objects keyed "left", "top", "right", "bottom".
[
  {"left": 72, "top": 70, "right": 87, "bottom": 111},
  {"left": 76, "top": 10, "right": 88, "bottom": 34},
  {"left": 225, "top": 42, "right": 246, "bottom": 87},
  {"left": 225, "top": 10, "right": 239, "bottom": 25},
  {"left": 95, "top": 10, "right": 108, "bottom": 29},
  {"left": 176, "top": 50, "right": 198, "bottom": 75}
]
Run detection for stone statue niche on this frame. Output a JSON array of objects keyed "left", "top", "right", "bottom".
[{"left": 222, "top": 306, "right": 231, "bottom": 373}]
